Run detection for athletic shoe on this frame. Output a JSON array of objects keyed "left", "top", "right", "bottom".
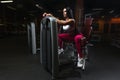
[
  {"left": 58, "top": 48, "right": 64, "bottom": 54},
  {"left": 77, "top": 58, "right": 83, "bottom": 67}
]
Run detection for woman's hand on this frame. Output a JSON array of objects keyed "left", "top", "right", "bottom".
[
  {"left": 42, "top": 12, "right": 53, "bottom": 17},
  {"left": 42, "top": 12, "right": 47, "bottom": 17}
]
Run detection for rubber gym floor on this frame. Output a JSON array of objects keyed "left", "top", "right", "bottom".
[{"left": 0, "top": 34, "right": 120, "bottom": 80}]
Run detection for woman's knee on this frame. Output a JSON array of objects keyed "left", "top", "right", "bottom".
[{"left": 74, "top": 35, "right": 82, "bottom": 41}]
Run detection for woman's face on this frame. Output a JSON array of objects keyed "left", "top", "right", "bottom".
[{"left": 63, "top": 8, "right": 67, "bottom": 18}]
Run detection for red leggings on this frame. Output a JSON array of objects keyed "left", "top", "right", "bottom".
[
  {"left": 74, "top": 34, "right": 84, "bottom": 58},
  {"left": 58, "top": 33, "right": 74, "bottom": 48},
  {"left": 58, "top": 33, "right": 84, "bottom": 58}
]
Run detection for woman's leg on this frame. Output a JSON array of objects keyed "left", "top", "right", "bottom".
[
  {"left": 74, "top": 34, "right": 84, "bottom": 58},
  {"left": 74, "top": 34, "right": 84, "bottom": 67},
  {"left": 58, "top": 33, "right": 74, "bottom": 48}
]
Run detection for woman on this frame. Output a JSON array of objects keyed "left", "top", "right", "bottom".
[
  {"left": 43, "top": 7, "right": 83, "bottom": 67},
  {"left": 57, "top": 7, "right": 76, "bottom": 54},
  {"left": 43, "top": 7, "right": 76, "bottom": 53}
]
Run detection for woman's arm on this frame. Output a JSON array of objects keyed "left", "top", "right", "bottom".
[
  {"left": 42, "top": 12, "right": 75, "bottom": 25},
  {"left": 56, "top": 19, "right": 75, "bottom": 25}
]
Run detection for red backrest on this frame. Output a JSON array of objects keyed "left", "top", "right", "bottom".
[{"left": 83, "top": 18, "right": 93, "bottom": 41}]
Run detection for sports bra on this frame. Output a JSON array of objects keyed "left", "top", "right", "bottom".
[{"left": 63, "top": 25, "right": 70, "bottom": 31}]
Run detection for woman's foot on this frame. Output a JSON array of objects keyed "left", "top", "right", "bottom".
[
  {"left": 58, "top": 48, "right": 64, "bottom": 54},
  {"left": 77, "top": 57, "right": 83, "bottom": 67}
]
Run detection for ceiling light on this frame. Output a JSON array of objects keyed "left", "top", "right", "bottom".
[
  {"left": 35, "top": 4, "right": 43, "bottom": 10},
  {"left": 0, "top": 0, "right": 13, "bottom": 3}
]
